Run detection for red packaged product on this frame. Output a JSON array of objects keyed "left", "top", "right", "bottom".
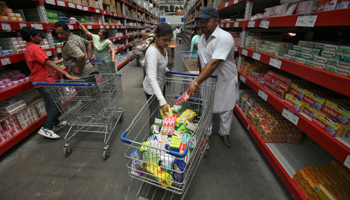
[{"left": 175, "top": 92, "right": 190, "bottom": 105}]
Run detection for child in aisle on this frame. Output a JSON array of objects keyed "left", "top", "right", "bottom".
[
  {"left": 143, "top": 23, "right": 173, "bottom": 116},
  {"left": 21, "top": 27, "right": 79, "bottom": 139}
]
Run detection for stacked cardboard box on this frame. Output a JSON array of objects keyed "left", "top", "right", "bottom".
[{"left": 293, "top": 160, "right": 350, "bottom": 200}]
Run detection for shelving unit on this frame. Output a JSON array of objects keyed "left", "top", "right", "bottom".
[
  {"left": 0, "top": 0, "right": 160, "bottom": 155},
  {"left": 184, "top": 0, "right": 350, "bottom": 198}
]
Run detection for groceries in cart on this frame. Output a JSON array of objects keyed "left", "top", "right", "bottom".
[{"left": 128, "top": 105, "right": 198, "bottom": 188}]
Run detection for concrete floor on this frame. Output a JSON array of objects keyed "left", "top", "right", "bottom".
[{"left": 0, "top": 42, "right": 293, "bottom": 200}]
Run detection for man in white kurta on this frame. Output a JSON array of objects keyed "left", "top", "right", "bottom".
[{"left": 187, "top": 7, "right": 238, "bottom": 147}]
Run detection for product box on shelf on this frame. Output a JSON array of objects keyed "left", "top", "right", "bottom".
[
  {"left": 284, "top": 93, "right": 304, "bottom": 112},
  {"left": 312, "top": 110, "right": 345, "bottom": 137},
  {"left": 321, "top": 99, "right": 350, "bottom": 125}
]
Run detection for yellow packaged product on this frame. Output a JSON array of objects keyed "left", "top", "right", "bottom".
[
  {"left": 145, "top": 161, "right": 174, "bottom": 188},
  {"left": 176, "top": 109, "right": 196, "bottom": 127},
  {"left": 160, "top": 104, "right": 173, "bottom": 119}
]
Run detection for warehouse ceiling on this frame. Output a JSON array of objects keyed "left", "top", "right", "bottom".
[{"left": 159, "top": 0, "right": 185, "bottom": 7}]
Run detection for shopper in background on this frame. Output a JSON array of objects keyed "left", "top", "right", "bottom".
[
  {"left": 143, "top": 23, "right": 173, "bottom": 115},
  {"left": 189, "top": 26, "right": 202, "bottom": 59},
  {"left": 187, "top": 7, "right": 238, "bottom": 147},
  {"left": 75, "top": 20, "right": 116, "bottom": 63},
  {"left": 175, "top": 26, "right": 181, "bottom": 43},
  {"left": 21, "top": 27, "right": 79, "bottom": 139},
  {"left": 53, "top": 21, "right": 95, "bottom": 80}
]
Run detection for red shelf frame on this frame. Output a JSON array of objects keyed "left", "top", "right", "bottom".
[
  {"left": 116, "top": 44, "right": 131, "bottom": 52},
  {"left": 234, "top": 105, "right": 306, "bottom": 200},
  {"left": 0, "top": 115, "right": 47, "bottom": 156},
  {"left": 0, "top": 48, "right": 56, "bottom": 66},
  {"left": 217, "top": 0, "right": 245, "bottom": 11},
  {"left": 117, "top": 54, "right": 136, "bottom": 69},
  {"left": 240, "top": 47, "right": 350, "bottom": 97},
  {"left": 0, "top": 82, "right": 33, "bottom": 102},
  {"left": 238, "top": 72, "right": 350, "bottom": 163},
  {"left": 0, "top": 21, "right": 48, "bottom": 31}
]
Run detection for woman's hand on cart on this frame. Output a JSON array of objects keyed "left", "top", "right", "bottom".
[{"left": 161, "top": 103, "right": 170, "bottom": 115}]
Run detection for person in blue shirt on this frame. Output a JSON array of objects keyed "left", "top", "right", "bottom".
[{"left": 190, "top": 26, "right": 202, "bottom": 59}]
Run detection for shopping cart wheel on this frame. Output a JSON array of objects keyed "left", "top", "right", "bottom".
[
  {"left": 63, "top": 145, "right": 72, "bottom": 157},
  {"left": 102, "top": 149, "right": 110, "bottom": 160}
]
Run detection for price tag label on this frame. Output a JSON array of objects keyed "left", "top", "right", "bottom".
[
  {"left": 295, "top": 14, "right": 318, "bottom": 27},
  {"left": 344, "top": 154, "right": 350, "bottom": 169},
  {"left": 0, "top": 57, "right": 11, "bottom": 65},
  {"left": 100, "top": 25, "right": 103, "bottom": 29},
  {"left": 252, "top": 52, "right": 261, "bottom": 61},
  {"left": 68, "top": 2, "right": 75, "bottom": 8},
  {"left": 260, "top": 20, "right": 269, "bottom": 29},
  {"left": 45, "top": 50, "right": 52, "bottom": 57},
  {"left": 234, "top": 21, "right": 239, "bottom": 27},
  {"left": 77, "top": 5, "right": 82, "bottom": 10},
  {"left": 282, "top": 107, "right": 299, "bottom": 126},
  {"left": 113, "top": 38, "right": 116, "bottom": 41},
  {"left": 96, "top": 9, "right": 100, "bottom": 13},
  {"left": 57, "top": 47, "right": 62, "bottom": 53},
  {"left": 269, "top": 57, "right": 282, "bottom": 69},
  {"left": 220, "top": 23, "right": 223, "bottom": 28},
  {"left": 123, "top": 46, "right": 125, "bottom": 49},
  {"left": 83, "top": 6, "right": 88, "bottom": 11},
  {"left": 258, "top": 89, "right": 268, "bottom": 101},
  {"left": 19, "top": 22, "right": 27, "bottom": 29},
  {"left": 1, "top": 23, "right": 11, "bottom": 31},
  {"left": 248, "top": 20, "right": 255, "bottom": 28},
  {"left": 121, "top": 26, "right": 126, "bottom": 29},
  {"left": 46, "top": 0, "right": 56, "bottom": 5},
  {"left": 57, "top": 0, "right": 65, "bottom": 6},
  {"left": 106, "top": 25, "right": 109, "bottom": 29},
  {"left": 68, "top": 24, "right": 74, "bottom": 30},
  {"left": 104, "top": 11, "right": 107, "bottom": 14},
  {"left": 226, "top": 23, "right": 230, "bottom": 28},
  {"left": 234, "top": 46, "right": 238, "bottom": 52},
  {"left": 31, "top": 23, "right": 43, "bottom": 30},
  {"left": 242, "top": 49, "right": 248, "bottom": 56},
  {"left": 225, "top": 2, "right": 228, "bottom": 7},
  {"left": 87, "top": 25, "right": 92, "bottom": 29},
  {"left": 112, "top": 26, "right": 115, "bottom": 29},
  {"left": 240, "top": 75, "right": 246, "bottom": 83}
]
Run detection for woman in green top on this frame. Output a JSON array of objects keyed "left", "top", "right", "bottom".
[
  {"left": 76, "top": 20, "right": 115, "bottom": 62},
  {"left": 190, "top": 26, "right": 202, "bottom": 60}
]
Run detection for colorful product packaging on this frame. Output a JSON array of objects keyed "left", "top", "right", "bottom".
[
  {"left": 285, "top": 93, "right": 304, "bottom": 112},
  {"left": 312, "top": 111, "right": 345, "bottom": 137},
  {"left": 175, "top": 91, "right": 190, "bottom": 105}
]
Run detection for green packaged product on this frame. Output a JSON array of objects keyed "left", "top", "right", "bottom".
[
  {"left": 301, "top": 47, "right": 312, "bottom": 54},
  {"left": 293, "top": 45, "right": 302, "bottom": 51},
  {"left": 169, "top": 136, "right": 182, "bottom": 150},
  {"left": 338, "top": 46, "right": 350, "bottom": 53},
  {"left": 175, "top": 123, "right": 189, "bottom": 134},
  {"left": 326, "top": 58, "right": 338, "bottom": 66},
  {"left": 306, "top": 59, "right": 314, "bottom": 66},
  {"left": 311, "top": 48, "right": 321, "bottom": 55},
  {"left": 301, "top": 52, "right": 315, "bottom": 60},
  {"left": 323, "top": 44, "right": 339, "bottom": 52},
  {"left": 324, "top": 65, "right": 336, "bottom": 72},
  {"left": 298, "top": 40, "right": 307, "bottom": 46},
  {"left": 288, "top": 50, "right": 297, "bottom": 56},
  {"left": 306, "top": 41, "right": 315, "bottom": 48},
  {"left": 314, "top": 43, "right": 325, "bottom": 49},
  {"left": 321, "top": 50, "right": 336, "bottom": 58}
]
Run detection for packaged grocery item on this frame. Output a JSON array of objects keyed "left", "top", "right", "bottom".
[
  {"left": 302, "top": 103, "right": 318, "bottom": 119},
  {"left": 151, "top": 125, "right": 159, "bottom": 135},
  {"left": 285, "top": 93, "right": 304, "bottom": 112},
  {"left": 298, "top": 40, "right": 308, "bottom": 46},
  {"left": 312, "top": 111, "right": 345, "bottom": 137},
  {"left": 160, "top": 115, "right": 176, "bottom": 135},
  {"left": 312, "top": 61, "right": 326, "bottom": 69},
  {"left": 171, "top": 105, "right": 184, "bottom": 113},
  {"left": 130, "top": 150, "right": 144, "bottom": 176},
  {"left": 334, "top": 67, "right": 350, "bottom": 76},
  {"left": 146, "top": 161, "right": 173, "bottom": 188},
  {"left": 173, "top": 155, "right": 188, "bottom": 183},
  {"left": 338, "top": 45, "right": 350, "bottom": 53},
  {"left": 175, "top": 91, "right": 190, "bottom": 105},
  {"left": 321, "top": 99, "right": 350, "bottom": 125},
  {"left": 176, "top": 109, "right": 196, "bottom": 126},
  {"left": 169, "top": 135, "right": 181, "bottom": 150},
  {"left": 175, "top": 123, "right": 189, "bottom": 134},
  {"left": 293, "top": 45, "right": 302, "bottom": 51},
  {"left": 303, "top": 90, "right": 326, "bottom": 110},
  {"left": 160, "top": 104, "right": 173, "bottom": 119},
  {"left": 321, "top": 50, "right": 336, "bottom": 58},
  {"left": 314, "top": 42, "right": 325, "bottom": 49},
  {"left": 336, "top": 60, "right": 350, "bottom": 70},
  {"left": 323, "top": 44, "right": 339, "bottom": 51},
  {"left": 323, "top": 0, "right": 338, "bottom": 11}
]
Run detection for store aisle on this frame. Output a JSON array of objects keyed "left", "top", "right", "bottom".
[{"left": 0, "top": 41, "right": 292, "bottom": 200}]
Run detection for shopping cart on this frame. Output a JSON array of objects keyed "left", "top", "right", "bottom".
[
  {"left": 90, "top": 60, "right": 117, "bottom": 74},
  {"left": 178, "top": 51, "right": 199, "bottom": 73},
  {"left": 34, "top": 73, "right": 124, "bottom": 160},
  {"left": 121, "top": 71, "right": 216, "bottom": 199}
]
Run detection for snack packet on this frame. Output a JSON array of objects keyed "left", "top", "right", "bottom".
[
  {"left": 176, "top": 109, "right": 197, "bottom": 126},
  {"left": 146, "top": 161, "right": 174, "bottom": 188},
  {"left": 175, "top": 123, "right": 189, "bottom": 134}
]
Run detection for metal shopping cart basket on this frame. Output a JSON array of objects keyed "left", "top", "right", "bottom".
[
  {"left": 177, "top": 51, "right": 199, "bottom": 73},
  {"left": 90, "top": 60, "right": 118, "bottom": 74},
  {"left": 121, "top": 71, "right": 216, "bottom": 200},
  {"left": 34, "top": 73, "right": 124, "bottom": 160}
]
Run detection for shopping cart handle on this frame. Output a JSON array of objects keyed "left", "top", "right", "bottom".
[
  {"left": 175, "top": 95, "right": 199, "bottom": 103},
  {"left": 169, "top": 147, "right": 188, "bottom": 158},
  {"left": 165, "top": 71, "right": 218, "bottom": 80},
  {"left": 121, "top": 131, "right": 132, "bottom": 144},
  {"left": 33, "top": 82, "right": 93, "bottom": 86},
  {"left": 180, "top": 51, "right": 196, "bottom": 54},
  {"left": 116, "top": 73, "right": 121, "bottom": 76}
]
